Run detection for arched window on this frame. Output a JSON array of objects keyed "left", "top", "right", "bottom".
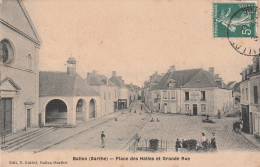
[
  {"left": 27, "top": 54, "right": 32, "bottom": 70},
  {"left": 0, "top": 39, "right": 14, "bottom": 64}
]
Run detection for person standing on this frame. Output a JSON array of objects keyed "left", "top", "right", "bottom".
[
  {"left": 141, "top": 105, "right": 143, "bottom": 111},
  {"left": 201, "top": 133, "right": 208, "bottom": 150},
  {"left": 175, "top": 138, "right": 181, "bottom": 152},
  {"left": 211, "top": 133, "right": 217, "bottom": 151},
  {"left": 217, "top": 110, "right": 221, "bottom": 119},
  {"left": 101, "top": 131, "right": 105, "bottom": 148}
]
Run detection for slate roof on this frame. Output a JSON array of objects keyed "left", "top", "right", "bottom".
[
  {"left": 227, "top": 81, "right": 240, "bottom": 92},
  {"left": 86, "top": 73, "right": 115, "bottom": 86},
  {"left": 109, "top": 76, "right": 125, "bottom": 88},
  {"left": 152, "top": 68, "right": 230, "bottom": 90},
  {"left": 40, "top": 71, "right": 99, "bottom": 97}
]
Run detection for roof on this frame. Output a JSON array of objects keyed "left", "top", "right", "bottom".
[
  {"left": 40, "top": 71, "right": 99, "bottom": 97},
  {"left": 152, "top": 68, "right": 230, "bottom": 90},
  {"left": 109, "top": 76, "right": 125, "bottom": 88},
  {"left": 86, "top": 73, "right": 115, "bottom": 86},
  {"left": 0, "top": 0, "right": 41, "bottom": 45},
  {"left": 67, "top": 57, "right": 76, "bottom": 63},
  {"left": 144, "top": 73, "right": 163, "bottom": 88}
]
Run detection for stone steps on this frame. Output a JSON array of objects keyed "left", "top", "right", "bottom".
[{"left": 1, "top": 127, "right": 55, "bottom": 152}]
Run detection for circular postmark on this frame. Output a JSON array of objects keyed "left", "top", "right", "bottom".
[{"left": 227, "top": 5, "right": 260, "bottom": 56}]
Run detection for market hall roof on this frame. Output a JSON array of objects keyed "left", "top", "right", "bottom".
[
  {"left": 39, "top": 71, "right": 99, "bottom": 97},
  {"left": 152, "top": 68, "right": 230, "bottom": 90}
]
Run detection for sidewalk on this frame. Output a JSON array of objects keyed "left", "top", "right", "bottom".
[
  {"left": 241, "top": 132, "right": 260, "bottom": 151},
  {"left": 15, "top": 110, "right": 124, "bottom": 153}
]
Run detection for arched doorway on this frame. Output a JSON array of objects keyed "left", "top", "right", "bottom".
[
  {"left": 76, "top": 99, "right": 86, "bottom": 123},
  {"left": 45, "top": 99, "right": 67, "bottom": 125},
  {"left": 89, "top": 99, "right": 96, "bottom": 119}
]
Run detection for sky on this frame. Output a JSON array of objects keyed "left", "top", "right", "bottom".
[{"left": 23, "top": 0, "right": 254, "bottom": 87}]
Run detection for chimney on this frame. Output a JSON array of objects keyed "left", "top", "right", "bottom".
[
  {"left": 169, "top": 65, "right": 176, "bottom": 72},
  {"left": 149, "top": 76, "right": 152, "bottom": 81},
  {"left": 93, "top": 70, "right": 97, "bottom": 74},
  {"left": 112, "top": 71, "right": 117, "bottom": 77},
  {"left": 209, "top": 67, "right": 214, "bottom": 76}
]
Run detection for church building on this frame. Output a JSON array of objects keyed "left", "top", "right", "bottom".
[{"left": 0, "top": 0, "right": 41, "bottom": 134}]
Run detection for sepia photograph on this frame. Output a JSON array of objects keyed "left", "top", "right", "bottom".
[{"left": 1, "top": 0, "right": 260, "bottom": 166}]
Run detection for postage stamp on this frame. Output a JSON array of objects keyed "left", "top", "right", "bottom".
[{"left": 213, "top": 1, "right": 257, "bottom": 38}]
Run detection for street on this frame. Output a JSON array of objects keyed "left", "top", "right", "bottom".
[
  {"left": 43, "top": 101, "right": 151, "bottom": 151},
  {"left": 16, "top": 101, "right": 257, "bottom": 152}
]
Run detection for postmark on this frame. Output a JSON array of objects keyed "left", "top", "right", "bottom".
[
  {"left": 213, "top": 2, "right": 257, "bottom": 38},
  {"left": 227, "top": 5, "right": 260, "bottom": 56}
]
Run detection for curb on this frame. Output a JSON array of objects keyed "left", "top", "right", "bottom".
[
  {"left": 34, "top": 113, "right": 121, "bottom": 153},
  {"left": 241, "top": 132, "right": 260, "bottom": 151}
]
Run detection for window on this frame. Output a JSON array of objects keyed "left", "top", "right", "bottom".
[
  {"left": 246, "top": 88, "right": 248, "bottom": 101},
  {"left": 0, "top": 39, "right": 14, "bottom": 64},
  {"left": 171, "top": 90, "right": 175, "bottom": 99},
  {"left": 242, "top": 88, "right": 245, "bottom": 101},
  {"left": 185, "top": 91, "right": 189, "bottom": 101},
  {"left": 104, "top": 92, "right": 106, "bottom": 100},
  {"left": 201, "top": 104, "right": 206, "bottom": 112},
  {"left": 27, "top": 54, "right": 32, "bottom": 70},
  {"left": 254, "top": 86, "right": 258, "bottom": 104},
  {"left": 163, "top": 91, "right": 167, "bottom": 99},
  {"left": 201, "top": 91, "right": 206, "bottom": 101}
]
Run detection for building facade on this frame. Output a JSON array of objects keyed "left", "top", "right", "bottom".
[
  {"left": 39, "top": 57, "right": 100, "bottom": 127},
  {"left": 143, "top": 71, "right": 163, "bottom": 109},
  {"left": 86, "top": 70, "right": 118, "bottom": 115},
  {"left": 148, "top": 66, "right": 234, "bottom": 116},
  {"left": 0, "top": 0, "right": 41, "bottom": 134},
  {"left": 240, "top": 56, "right": 260, "bottom": 136},
  {"left": 109, "top": 71, "right": 129, "bottom": 110}
]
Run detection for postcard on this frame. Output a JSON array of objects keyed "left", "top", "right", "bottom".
[{"left": 1, "top": 0, "right": 260, "bottom": 166}]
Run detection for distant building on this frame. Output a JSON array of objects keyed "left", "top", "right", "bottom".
[
  {"left": 125, "top": 83, "right": 139, "bottom": 105},
  {"left": 109, "top": 71, "right": 129, "bottom": 110},
  {"left": 148, "top": 66, "right": 233, "bottom": 116},
  {"left": 240, "top": 56, "right": 260, "bottom": 136},
  {"left": 86, "top": 70, "right": 118, "bottom": 115},
  {"left": 227, "top": 81, "right": 240, "bottom": 104},
  {"left": 39, "top": 57, "right": 100, "bottom": 126},
  {"left": 143, "top": 71, "right": 163, "bottom": 108},
  {"left": 0, "top": 0, "right": 41, "bottom": 134}
]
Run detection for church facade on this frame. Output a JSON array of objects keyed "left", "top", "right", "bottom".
[{"left": 0, "top": 0, "right": 41, "bottom": 134}]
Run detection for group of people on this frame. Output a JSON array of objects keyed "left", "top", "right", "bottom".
[
  {"left": 200, "top": 132, "right": 217, "bottom": 151},
  {"left": 175, "top": 132, "right": 217, "bottom": 152},
  {"left": 150, "top": 118, "right": 160, "bottom": 122}
]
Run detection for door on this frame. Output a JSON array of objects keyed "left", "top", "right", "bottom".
[
  {"left": 39, "top": 113, "right": 42, "bottom": 127},
  {"left": 164, "top": 103, "right": 167, "bottom": 113},
  {"left": 114, "top": 102, "right": 117, "bottom": 112},
  {"left": 27, "top": 109, "right": 31, "bottom": 128},
  {"left": 0, "top": 98, "right": 12, "bottom": 134},
  {"left": 193, "top": 104, "right": 197, "bottom": 115},
  {"left": 241, "top": 105, "right": 250, "bottom": 133}
]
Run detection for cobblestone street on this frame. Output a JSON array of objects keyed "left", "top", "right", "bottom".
[
  {"left": 140, "top": 112, "right": 258, "bottom": 151},
  {"left": 44, "top": 101, "right": 151, "bottom": 151}
]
